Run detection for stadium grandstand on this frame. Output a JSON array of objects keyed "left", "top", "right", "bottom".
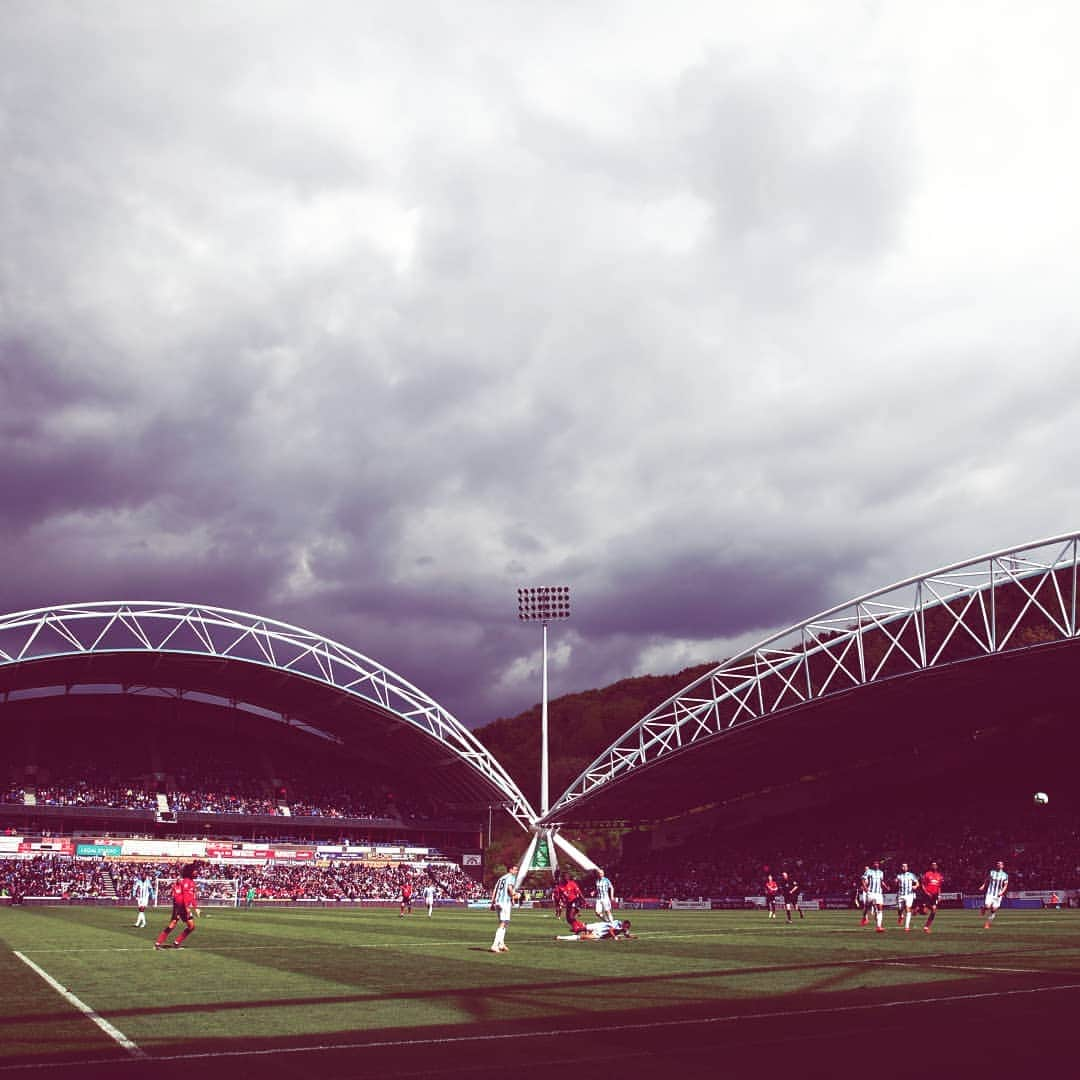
[
  {"left": 535, "top": 533, "right": 1080, "bottom": 909},
  {"left": 0, "top": 603, "right": 533, "bottom": 905},
  {"left": 2, "top": 534, "right": 1080, "bottom": 911}
]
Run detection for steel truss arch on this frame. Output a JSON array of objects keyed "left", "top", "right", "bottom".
[
  {"left": 0, "top": 600, "right": 536, "bottom": 829},
  {"left": 544, "top": 531, "right": 1080, "bottom": 823}
]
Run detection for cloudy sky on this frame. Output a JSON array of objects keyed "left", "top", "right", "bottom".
[{"left": 3, "top": 2, "right": 1079, "bottom": 731}]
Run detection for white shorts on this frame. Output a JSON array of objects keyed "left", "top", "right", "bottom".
[
  {"left": 866, "top": 892, "right": 884, "bottom": 907},
  {"left": 496, "top": 901, "right": 513, "bottom": 922},
  {"left": 897, "top": 894, "right": 915, "bottom": 909},
  {"left": 984, "top": 896, "right": 1002, "bottom": 911}
]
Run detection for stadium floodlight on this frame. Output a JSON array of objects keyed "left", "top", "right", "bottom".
[
  {"left": 517, "top": 585, "right": 571, "bottom": 623},
  {"left": 516, "top": 585, "right": 571, "bottom": 815}
]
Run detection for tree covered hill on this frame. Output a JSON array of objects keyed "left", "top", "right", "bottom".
[{"left": 473, "top": 662, "right": 714, "bottom": 813}]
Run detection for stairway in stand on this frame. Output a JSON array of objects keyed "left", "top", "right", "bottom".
[{"left": 103, "top": 867, "right": 120, "bottom": 901}]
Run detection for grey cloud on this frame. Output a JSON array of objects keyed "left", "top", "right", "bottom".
[
  {"left": 2, "top": 6, "right": 1079, "bottom": 733},
  {"left": 577, "top": 546, "right": 844, "bottom": 641},
  {"left": 676, "top": 61, "right": 910, "bottom": 257}
]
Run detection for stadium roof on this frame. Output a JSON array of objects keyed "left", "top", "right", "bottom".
[
  {"left": 0, "top": 602, "right": 536, "bottom": 825},
  {"left": 543, "top": 532, "right": 1080, "bottom": 827}
]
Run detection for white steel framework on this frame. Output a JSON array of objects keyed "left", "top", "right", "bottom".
[
  {"left": 0, "top": 601, "right": 537, "bottom": 829},
  {"left": 544, "top": 532, "right": 1080, "bottom": 823}
]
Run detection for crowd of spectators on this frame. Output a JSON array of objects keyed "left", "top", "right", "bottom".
[
  {"left": 6, "top": 796, "right": 1077, "bottom": 906},
  {"left": 287, "top": 791, "right": 384, "bottom": 819},
  {"left": 611, "top": 800, "right": 1080, "bottom": 899},
  {"left": 3, "top": 769, "right": 423, "bottom": 822},
  {"left": 4, "top": 763, "right": 160, "bottom": 811},
  {"left": 28, "top": 783, "right": 158, "bottom": 810},
  {"left": 5, "top": 855, "right": 487, "bottom": 903},
  {"left": 222, "top": 861, "right": 487, "bottom": 901},
  {"left": 0, "top": 855, "right": 109, "bottom": 901},
  {"left": 170, "top": 790, "right": 281, "bottom": 816}
]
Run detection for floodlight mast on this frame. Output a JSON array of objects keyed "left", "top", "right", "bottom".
[
  {"left": 516, "top": 585, "right": 570, "bottom": 815},
  {"left": 514, "top": 586, "right": 595, "bottom": 891}
]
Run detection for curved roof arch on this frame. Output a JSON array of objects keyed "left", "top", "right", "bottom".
[
  {"left": 544, "top": 531, "right": 1080, "bottom": 824},
  {"left": 0, "top": 601, "right": 536, "bottom": 828}
]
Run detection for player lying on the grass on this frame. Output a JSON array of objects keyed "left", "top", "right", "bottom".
[{"left": 556, "top": 918, "right": 635, "bottom": 941}]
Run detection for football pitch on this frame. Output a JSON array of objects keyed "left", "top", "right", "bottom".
[{"left": 1, "top": 906, "right": 1078, "bottom": 1079}]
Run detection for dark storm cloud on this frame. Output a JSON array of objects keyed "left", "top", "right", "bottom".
[
  {"left": 2, "top": 4, "right": 1079, "bottom": 737},
  {"left": 578, "top": 546, "right": 846, "bottom": 641},
  {"left": 0, "top": 337, "right": 109, "bottom": 425},
  {"left": 1, "top": 336, "right": 146, "bottom": 525}
]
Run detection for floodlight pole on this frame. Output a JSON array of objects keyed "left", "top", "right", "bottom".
[
  {"left": 517, "top": 585, "right": 570, "bottom": 817},
  {"left": 515, "top": 585, "right": 583, "bottom": 890},
  {"left": 540, "top": 620, "right": 549, "bottom": 814}
]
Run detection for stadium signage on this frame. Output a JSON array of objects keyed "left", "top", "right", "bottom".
[
  {"left": 76, "top": 844, "right": 121, "bottom": 857},
  {"left": 462, "top": 853, "right": 482, "bottom": 866},
  {"left": 243, "top": 848, "right": 315, "bottom": 860},
  {"left": 16, "top": 839, "right": 74, "bottom": 855},
  {"left": 111, "top": 838, "right": 205, "bottom": 858}
]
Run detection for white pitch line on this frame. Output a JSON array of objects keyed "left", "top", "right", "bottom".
[
  {"left": 12, "top": 952, "right": 146, "bottom": 1059},
  {"left": 924, "top": 962, "right": 1049, "bottom": 975}
]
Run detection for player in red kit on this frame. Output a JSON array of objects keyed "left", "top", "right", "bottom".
[
  {"left": 920, "top": 861, "right": 944, "bottom": 933},
  {"left": 561, "top": 876, "right": 584, "bottom": 930},
  {"left": 552, "top": 872, "right": 566, "bottom": 920},
  {"left": 154, "top": 863, "right": 198, "bottom": 950},
  {"left": 764, "top": 874, "right": 780, "bottom": 919},
  {"left": 400, "top": 880, "right": 413, "bottom": 917}
]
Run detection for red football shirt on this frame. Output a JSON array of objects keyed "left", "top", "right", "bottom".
[{"left": 922, "top": 870, "right": 943, "bottom": 896}]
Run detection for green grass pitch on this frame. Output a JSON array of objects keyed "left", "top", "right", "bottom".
[{"left": 2, "top": 906, "right": 1078, "bottom": 1079}]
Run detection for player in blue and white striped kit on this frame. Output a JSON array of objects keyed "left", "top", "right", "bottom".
[
  {"left": 862, "top": 861, "right": 886, "bottom": 932},
  {"left": 980, "top": 861, "right": 1009, "bottom": 929},
  {"left": 489, "top": 863, "right": 519, "bottom": 954},
  {"left": 594, "top": 868, "right": 616, "bottom": 921},
  {"left": 894, "top": 862, "right": 919, "bottom": 932},
  {"left": 132, "top": 874, "right": 154, "bottom": 928}
]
